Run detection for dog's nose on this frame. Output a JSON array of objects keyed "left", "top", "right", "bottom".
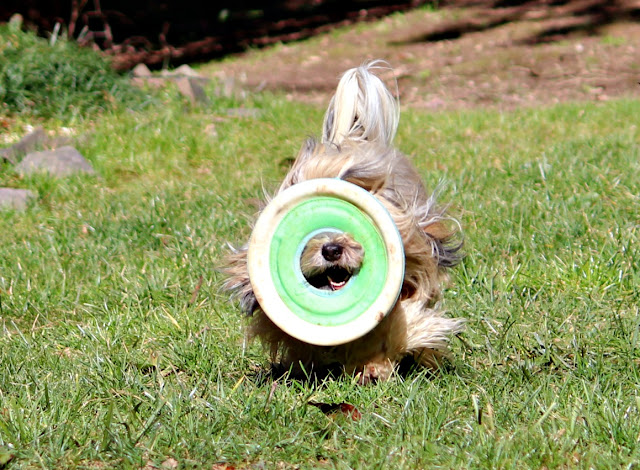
[{"left": 322, "top": 243, "right": 343, "bottom": 261}]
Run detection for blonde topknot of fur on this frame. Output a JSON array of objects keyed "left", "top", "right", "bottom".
[{"left": 322, "top": 60, "right": 399, "bottom": 147}]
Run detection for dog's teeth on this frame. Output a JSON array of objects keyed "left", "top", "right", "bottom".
[{"left": 328, "top": 278, "right": 347, "bottom": 291}]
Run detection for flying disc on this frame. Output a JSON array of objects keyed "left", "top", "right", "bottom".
[{"left": 247, "top": 178, "right": 404, "bottom": 346}]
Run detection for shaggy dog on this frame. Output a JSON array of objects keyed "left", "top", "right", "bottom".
[{"left": 224, "top": 61, "right": 464, "bottom": 383}]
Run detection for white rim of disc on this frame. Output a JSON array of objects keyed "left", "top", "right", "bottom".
[{"left": 247, "top": 178, "right": 404, "bottom": 346}]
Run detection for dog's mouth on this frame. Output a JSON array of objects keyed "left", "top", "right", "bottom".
[{"left": 306, "top": 266, "right": 354, "bottom": 291}]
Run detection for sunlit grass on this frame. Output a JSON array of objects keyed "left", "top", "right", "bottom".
[{"left": 1, "top": 71, "right": 639, "bottom": 468}]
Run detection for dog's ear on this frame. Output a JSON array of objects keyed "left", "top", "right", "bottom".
[
  {"left": 222, "top": 246, "right": 261, "bottom": 315},
  {"left": 279, "top": 138, "right": 318, "bottom": 191},
  {"left": 422, "top": 220, "right": 452, "bottom": 241},
  {"left": 423, "top": 221, "right": 464, "bottom": 268},
  {"left": 239, "top": 289, "right": 260, "bottom": 316}
]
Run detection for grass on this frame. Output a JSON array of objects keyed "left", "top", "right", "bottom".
[{"left": 1, "top": 62, "right": 640, "bottom": 467}]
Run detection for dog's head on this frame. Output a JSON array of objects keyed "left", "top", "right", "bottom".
[{"left": 300, "top": 232, "right": 364, "bottom": 291}]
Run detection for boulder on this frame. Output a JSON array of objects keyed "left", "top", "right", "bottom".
[
  {"left": 0, "top": 188, "right": 36, "bottom": 211},
  {"left": 15, "top": 146, "right": 96, "bottom": 177},
  {"left": 175, "top": 77, "right": 209, "bottom": 104},
  {"left": 0, "top": 127, "right": 47, "bottom": 164}
]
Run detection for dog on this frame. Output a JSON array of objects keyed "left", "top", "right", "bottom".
[{"left": 223, "top": 60, "right": 464, "bottom": 383}]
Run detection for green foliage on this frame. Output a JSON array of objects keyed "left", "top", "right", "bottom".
[{"left": 0, "top": 24, "right": 143, "bottom": 120}]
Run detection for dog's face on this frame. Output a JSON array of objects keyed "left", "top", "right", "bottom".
[{"left": 299, "top": 232, "right": 364, "bottom": 291}]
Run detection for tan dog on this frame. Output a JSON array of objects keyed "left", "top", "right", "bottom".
[{"left": 224, "top": 61, "right": 464, "bottom": 383}]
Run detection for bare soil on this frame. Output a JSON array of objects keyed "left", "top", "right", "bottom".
[{"left": 202, "top": 0, "right": 640, "bottom": 110}]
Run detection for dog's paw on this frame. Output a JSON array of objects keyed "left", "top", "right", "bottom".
[{"left": 357, "top": 360, "right": 394, "bottom": 384}]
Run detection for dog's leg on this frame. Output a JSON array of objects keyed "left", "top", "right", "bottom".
[
  {"left": 341, "top": 304, "right": 409, "bottom": 383},
  {"left": 402, "top": 299, "right": 465, "bottom": 368}
]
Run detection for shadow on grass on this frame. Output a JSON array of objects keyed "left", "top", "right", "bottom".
[
  {"left": 391, "top": 0, "right": 640, "bottom": 46},
  {"left": 249, "top": 355, "right": 454, "bottom": 388}
]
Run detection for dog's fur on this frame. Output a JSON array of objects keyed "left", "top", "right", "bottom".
[{"left": 224, "top": 61, "right": 464, "bottom": 383}]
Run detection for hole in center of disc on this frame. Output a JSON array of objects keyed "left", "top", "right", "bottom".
[{"left": 299, "top": 231, "right": 364, "bottom": 292}]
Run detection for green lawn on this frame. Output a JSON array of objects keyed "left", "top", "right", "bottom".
[{"left": 1, "top": 75, "right": 639, "bottom": 468}]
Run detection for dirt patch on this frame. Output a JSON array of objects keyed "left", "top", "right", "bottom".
[{"left": 201, "top": 0, "right": 640, "bottom": 110}]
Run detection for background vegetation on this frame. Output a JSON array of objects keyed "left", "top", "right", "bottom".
[{"left": 0, "top": 23, "right": 145, "bottom": 119}]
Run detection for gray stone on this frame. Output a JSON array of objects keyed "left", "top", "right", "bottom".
[
  {"left": 222, "top": 76, "right": 236, "bottom": 97},
  {"left": 161, "top": 64, "right": 202, "bottom": 78},
  {"left": 211, "top": 76, "right": 238, "bottom": 98},
  {"left": 46, "top": 135, "right": 75, "bottom": 148},
  {"left": 132, "top": 65, "right": 211, "bottom": 96},
  {"left": 8, "top": 13, "right": 23, "bottom": 31},
  {"left": 0, "top": 127, "right": 47, "bottom": 164},
  {"left": 173, "top": 64, "right": 200, "bottom": 78},
  {"left": 0, "top": 188, "right": 36, "bottom": 211},
  {"left": 175, "top": 77, "right": 209, "bottom": 104},
  {"left": 16, "top": 146, "right": 95, "bottom": 177},
  {"left": 0, "top": 148, "right": 15, "bottom": 165},
  {"left": 132, "top": 63, "right": 152, "bottom": 77}
]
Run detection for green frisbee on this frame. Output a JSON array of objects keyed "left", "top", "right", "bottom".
[{"left": 247, "top": 178, "right": 404, "bottom": 346}]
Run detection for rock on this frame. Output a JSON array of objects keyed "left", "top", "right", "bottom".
[
  {"left": 0, "top": 148, "right": 15, "bottom": 165},
  {"left": 132, "top": 63, "right": 152, "bottom": 77},
  {"left": 8, "top": 13, "right": 23, "bottom": 31},
  {"left": 221, "top": 76, "right": 236, "bottom": 97},
  {"left": 16, "top": 146, "right": 96, "bottom": 177},
  {"left": 213, "top": 75, "right": 248, "bottom": 100},
  {"left": 173, "top": 64, "right": 200, "bottom": 78},
  {"left": 46, "top": 135, "right": 75, "bottom": 148},
  {"left": 161, "top": 64, "right": 201, "bottom": 78},
  {"left": 132, "top": 65, "right": 212, "bottom": 97},
  {"left": 0, "top": 188, "right": 36, "bottom": 211},
  {"left": 0, "top": 127, "right": 47, "bottom": 164},
  {"left": 175, "top": 77, "right": 209, "bottom": 104}
]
